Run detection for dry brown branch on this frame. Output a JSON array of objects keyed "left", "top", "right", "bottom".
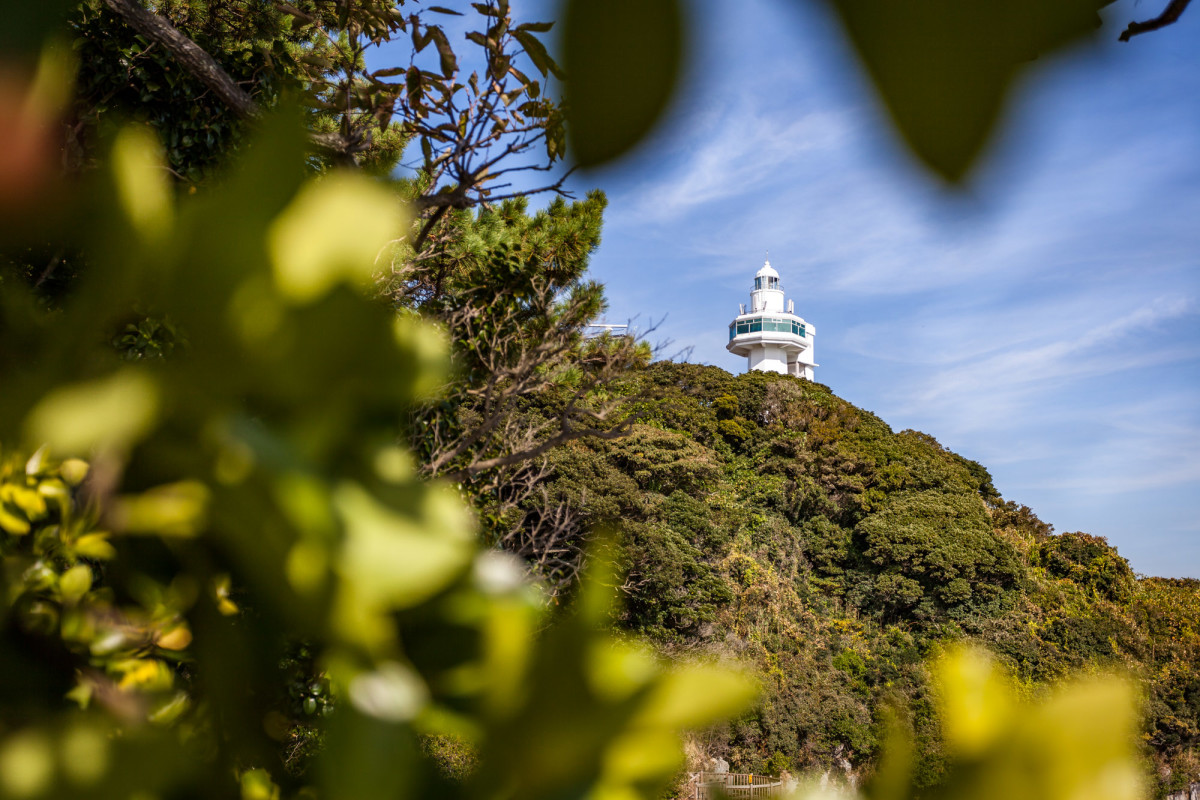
[{"left": 1119, "top": 0, "right": 1193, "bottom": 39}]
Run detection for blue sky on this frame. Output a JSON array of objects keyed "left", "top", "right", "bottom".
[
  {"left": 552, "top": 0, "right": 1200, "bottom": 578},
  {"left": 383, "top": 0, "right": 1200, "bottom": 577}
]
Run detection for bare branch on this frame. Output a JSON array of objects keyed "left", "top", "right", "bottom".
[{"left": 1119, "top": 0, "right": 1192, "bottom": 40}]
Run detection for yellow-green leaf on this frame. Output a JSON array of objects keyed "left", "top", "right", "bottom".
[
  {"left": 0, "top": 729, "right": 54, "bottom": 798},
  {"left": 59, "top": 564, "right": 92, "bottom": 604},
  {"left": 73, "top": 532, "right": 117, "bottom": 561},
  {"left": 268, "top": 173, "right": 408, "bottom": 303},
  {"left": 59, "top": 458, "right": 90, "bottom": 487},
  {"left": 112, "top": 124, "right": 172, "bottom": 240},
  {"left": 633, "top": 663, "right": 758, "bottom": 729},
  {"left": 109, "top": 481, "right": 210, "bottom": 538},
  {"left": 0, "top": 502, "right": 31, "bottom": 535},
  {"left": 24, "top": 369, "right": 160, "bottom": 456}
]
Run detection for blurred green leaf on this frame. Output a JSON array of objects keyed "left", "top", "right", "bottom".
[
  {"left": 23, "top": 369, "right": 159, "bottom": 456},
  {"left": 634, "top": 662, "right": 758, "bottom": 729},
  {"left": 0, "top": 729, "right": 54, "bottom": 798},
  {"left": 819, "top": 0, "right": 1113, "bottom": 181},
  {"left": 562, "top": 0, "right": 684, "bottom": 167},
  {"left": 112, "top": 125, "right": 172, "bottom": 243},
  {"left": 109, "top": 481, "right": 210, "bottom": 538},
  {"left": 59, "top": 564, "right": 92, "bottom": 605},
  {"left": 913, "top": 646, "right": 1143, "bottom": 800},
  {"left": 332, "top": 483, "right": 474, "bottom": 648},
  {"left": 268, "top": 172, "right": 407, "bottom": 304},
  {"left": 931, "top": 645, "right": 1015, "bottom": 757}
]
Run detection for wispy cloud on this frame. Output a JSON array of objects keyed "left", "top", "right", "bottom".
[
  {"left": 609, "top": 104, "right": 851, "bottom": 224},
  {"left": 869, "top": 295, "right": 1196, "bottom": 427}
]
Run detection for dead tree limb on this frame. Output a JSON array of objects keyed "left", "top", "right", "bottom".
[{"left": 1119, "top": 0, "right": 1192, "bottom": 40}]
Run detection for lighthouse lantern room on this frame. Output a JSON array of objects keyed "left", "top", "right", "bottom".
[{"left": 727, "top": 260, "right": 817, "bottom": 379}]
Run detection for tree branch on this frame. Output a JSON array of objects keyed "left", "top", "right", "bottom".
[
  {"left": 1119, "top": 0, "right": 1192, "bottom": 40},
  {"left": 100, "top": 0, "right": 357, "bottom": 158}
]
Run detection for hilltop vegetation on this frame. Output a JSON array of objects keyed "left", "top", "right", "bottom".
[{"left": 508, "top": 362, "right": 1200, "bottom": 792}]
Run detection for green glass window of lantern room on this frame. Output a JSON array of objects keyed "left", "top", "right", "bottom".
[{"left": 749, "top": 320, "right": 762, "bottom": 332}]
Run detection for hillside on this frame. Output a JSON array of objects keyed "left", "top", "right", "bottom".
[{"left": 524, "top": 362, "right": 1200, "bottom": 792}]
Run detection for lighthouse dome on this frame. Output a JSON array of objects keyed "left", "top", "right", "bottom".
[{"left": 755, "top": 260, "right": 779, "bottom": 279}]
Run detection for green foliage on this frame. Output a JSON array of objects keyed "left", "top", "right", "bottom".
[
  {"left": 607, "top": 426, "right": 722, "bottom": 497},
  {"left": 853, "top": 490, "right": 1023, "bottom": 622},
  {"left": 111, "top": 314, "right": 185, "bottom": 361},
  {"left": 516, "top": 361, "right": 1196, "bottom": 791},
  {"left": 1035, "top": 531, "right": 1136, "bottom": 604},
  {"left": 619, "top": 518, "right": 733, "bottom": 641},
  {"left": 419, "top": 733, "right": 478, "bottom": 782},
  {"left": 71, "top": 1, "right": 298, "bottom": 181},
  {"left": 0, "top": 66, "right": 756, "bottom": 800}
]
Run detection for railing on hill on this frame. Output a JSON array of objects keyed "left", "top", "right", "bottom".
[{"left": 692, "top": 772, "right": 783, "bottom": 799}]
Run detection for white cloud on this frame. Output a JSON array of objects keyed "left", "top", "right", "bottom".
[{"left": 609, "top": 104, "right": 852, "bottom": 225}]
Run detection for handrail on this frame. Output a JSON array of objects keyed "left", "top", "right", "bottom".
[{"left": 692, "top": 772, "right": 784, "bottom": 799}]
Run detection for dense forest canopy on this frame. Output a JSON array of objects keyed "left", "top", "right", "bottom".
[
  {"left": 530, "top": 363, "right": 1199, "bottom": 791},
  {"left": 0, "top": 1, "right": 1194, "bottom": 800}
]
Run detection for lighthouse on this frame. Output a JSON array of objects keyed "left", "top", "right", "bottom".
[{"left": 726, "top": 260, "right": 817, "bottom": 379}]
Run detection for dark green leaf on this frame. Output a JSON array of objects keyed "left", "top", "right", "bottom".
[
  {"left": 512, "top": 29, "right": 563, "bottom": 80},
  {"left": 562, "top": 0, "right": 684, "bottom": 168},
  {"left": 428, "top": 27, "right": 458, "bottom": 77},
  {"left": 515, "top": 21, "right": 554, "bottom": 33},
  {"left": 818, "top": 0, "right": 1113, "bottom": 181},
  {"left": 371, "top": 67, "right": 407, "bottom": 79},
  {"left": 426, "top": 5, "right": 463, "bottom": 14}
]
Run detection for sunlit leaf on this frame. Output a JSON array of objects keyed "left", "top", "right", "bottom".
[
  {"left": 112, "top": 124, "right": 173, "bottom": 240},
  {"left": 932, "top": 646, "right": 1014, "bottom": 757},
  {"left": 59, "top": 458, "right": 89, "bottom": 486},
  {"left": 332, "top": 483, "right": 473, "bottom": 646},
  {"left": 268, "top": 173, "right": 408, "bottom": 304},
  {"left": 59, "top": 563, "right": 92, "bottom": 604},
  {"left": 240, "top": 768, "right": 280, "bottom": 800},
  {"left": 347, "top": 662, "right": 429, "bottom": 722},
  {"left": 109, "top": 481, "right": 210, "bottom": 538},
  {"left": 59, "top": 723, "right": 109, "bottom": 786},
  {"left": 633, "top": 663, "right": 758, "bottom": 728},
  {"left": 0, "top": 729, "right": 53, "bottom": 798},
  {"left": 24, "top": 369, "right": 160, "bottom": 456}
]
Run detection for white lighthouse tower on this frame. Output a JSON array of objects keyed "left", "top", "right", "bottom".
[{"left": 726, "top": 260, "right": 817, "bottom": 379}]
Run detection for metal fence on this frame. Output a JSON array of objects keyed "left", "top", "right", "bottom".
[{"left": 692, "top": 772, "right": 783, "bottom": 799}]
